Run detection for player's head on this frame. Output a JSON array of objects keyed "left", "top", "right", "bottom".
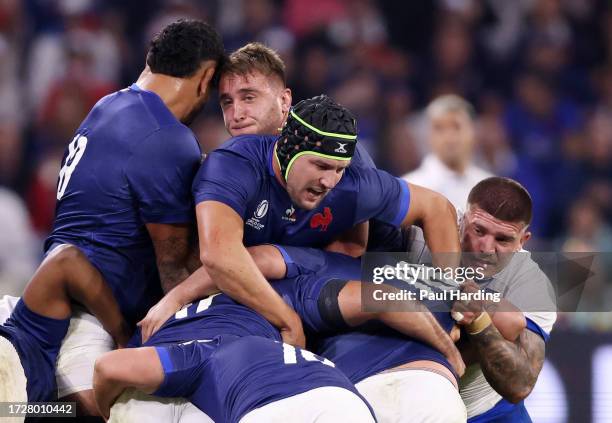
[
  {"left": 276, "top": 95, "right": 357, "bottom": 210},
  {"left": 146, "top": 19, "right": 225, "bottom": 125},
  {"left": 426, "top": 94, "right": 476, "bottom": 172},
  {"left": 0, "top": 336, "right": 27, "bottom": 403},
  {"left": 461, "top": 177, "right": 533, "bottom": 276},
  {"left": 219, "top": 42, "right": 292, "bottom": 136}
]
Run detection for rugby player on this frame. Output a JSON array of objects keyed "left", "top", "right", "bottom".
[
  {"left": 450, "top": 177, "right": 557, "bottom": 421},
  {"left": 0, "top": 245, "right": 128, "bottom": 406},
  {"left": 94, "top": 245, "right": 467, "bottom": 422},
  {"left": 40, "top": 19, "right": 225, "bottom": 413},
  {"left": 193, "top": 94, "right": 461, "bottom": 349},
  {"left": 217, "top": 42, "right": 409, "bottom": 254},
  {"left": 94, "top": 283, "right": 379, "bottom": 422}
]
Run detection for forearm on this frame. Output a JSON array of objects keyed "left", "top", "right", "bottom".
[
  {"left": 203, "top": 247, "right": 297, "bottom": 329},
  {"left": 165, "top": 246, "right": 284, "bottom": 307},
  {"left": 247, "top": 245, "right": 288, "bottom": 279},
  {"left": 164, "top": 266, "right": 219, "bottom": 306},
  {"left": 469, "top": 325, "right": 536, "bottom": 403},
  {"left": 421, "top": 197, "right": 460, "bottom": 267},
  {"left": 380, "top": 303, "right": 457, "bottom": 357}
]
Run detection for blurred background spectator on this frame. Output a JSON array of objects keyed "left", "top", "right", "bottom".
[{"left": 402, "top": 94, "right": 492, "bottom": 212}]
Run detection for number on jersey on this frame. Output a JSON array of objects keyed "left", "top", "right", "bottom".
[
  {"left": 57, "top": 134, "right": 88, "bottom": 200},
  {"left": 282, "top": 343, "right": 335, "bottom": 368}
]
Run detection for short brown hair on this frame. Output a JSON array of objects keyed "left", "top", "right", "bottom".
[
  {"left": 468, "top": 177, "right": 533, "bottom": 225},
  {"left": 222, "top": 42, "right": 286, "bottom": 85}
]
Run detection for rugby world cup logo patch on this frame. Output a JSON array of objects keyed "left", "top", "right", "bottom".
[{"left": 255, "top": 200, "right": 269, "bottom": 218}]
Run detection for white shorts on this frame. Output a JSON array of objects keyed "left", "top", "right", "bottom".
[
  {"left": 109, "top": 388, "right": 213, "bottom": 423},
  {"left": 0, "top": 295, "right": 20, "bottom": 324},
  {"left": 356, "top": 369, "right": 467, "bottom": 423},
  {"left": 0, "top": 336, "right": 28, "bottom": 423},
  {"left": 239, "top": 386, "right": 375, "bottom": 423},
  {"left": 56, "top": 308, "right": 115, "bottom": 398}
]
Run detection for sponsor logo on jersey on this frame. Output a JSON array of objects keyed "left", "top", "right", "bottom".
[
  {"left": 247, "top": 200, "right": 268, "bottom": 230},
  {"left": 310, "top": 207, "right": 333, "bottom": 231},
  {"left": 282, "top": 205, "right": 296, "bottom": 223}
]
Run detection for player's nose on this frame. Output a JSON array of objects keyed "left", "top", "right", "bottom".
[
  {"left": 478, "top": 235, "right": 496, "bottom": 254},
  {"left": 320, "top": 171, "right": 339, "bottom": 190},
  {"left": 233, "top": 102, "right": 247, "bottom": 121}
]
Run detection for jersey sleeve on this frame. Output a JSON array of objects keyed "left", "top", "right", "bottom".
[
  {"left": 354, "top": 168, "right": 411, "bottom": 227},
  {"left": 127, "top": 125, "right": 201, "bottom": 224},
  {"left": 271, "top": 245, "right": 330, "bottom": 278},
  {"left": 497, "top": 254, "right": 557, "bottom": 341},
  {"left": 191, "top": 149, "right": 260, "bottom": 219}
]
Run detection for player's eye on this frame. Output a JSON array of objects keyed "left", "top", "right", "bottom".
[
  {"left": 245, "top": 95, "right": 255, "bottom": 102},
  {"left": 474, "top": 226, "right": 483, "bottom": 235}
]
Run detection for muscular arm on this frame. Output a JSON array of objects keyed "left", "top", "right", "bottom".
[
  {"left": 138, "top": 244, "right": 287, "bottom": 342},
  {"left": 468, "top": 325, "right": 546, "bottom": 403},
  {"left": 146, "top": 223, "right": 194, "bottom": 293},
  {"left": 325, "top": 221, "right": 369, "bottom": 257},
  {"left": 401, "top": 183, "right": 460, "bottom": 267},
  {"left": 197, "top": 201, "right": 304, "bottom": 347}
]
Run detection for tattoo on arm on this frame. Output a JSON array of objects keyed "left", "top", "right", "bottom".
[{"left": 470, "top": 324, "right": 545, "bottom": 403}]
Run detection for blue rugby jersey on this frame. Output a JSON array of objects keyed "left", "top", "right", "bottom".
[
  {"left": 45, "top": 84, "right": 202, "bottom": 324},
  {"left": 192, "top": 135, "right": 410, "bottom": 248},
  {"left": 154, "top": 335, "right": 373, "bottom": 423}
]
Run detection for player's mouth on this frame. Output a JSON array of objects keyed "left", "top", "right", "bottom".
[
  {"left": 231, "top": 123, "right": 255, "bottom": 132},
  {"left": 306, "top": 187, "right": 326, "bottom": 201}
]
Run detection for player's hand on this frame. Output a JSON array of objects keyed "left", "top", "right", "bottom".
[
  {"left": 445, "top": 345, "right": 466, "bottom": 377},
  {"left": 280, "top": 313, "right": 306, "bottom": 349},
  {"left": 451, "top": 280, "right": 483, "bottom": 326},
  {"left": 138, "top": 295, "right": 183, "bottom": 343},
  {"left": 450, "top": 324, "right": 461, "bottom": 342}
]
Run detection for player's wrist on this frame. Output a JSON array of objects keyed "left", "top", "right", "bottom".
[{"left": 466, "top": 311, "right": 492, "bottom": 335}]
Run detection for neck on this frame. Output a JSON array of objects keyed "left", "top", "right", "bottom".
[
  {"left": 440, "top": 156, "right": 468, "bottom": 174},
  {"left": 136, "top": 68, "right": 193, "bottom": 122},
  {"left": 272, "top": 142, "right": 287, "bottom": 187}
]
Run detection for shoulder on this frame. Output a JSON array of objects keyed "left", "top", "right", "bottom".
[{"left": 204, "top": 134, "right": 276, "bottom": 172}]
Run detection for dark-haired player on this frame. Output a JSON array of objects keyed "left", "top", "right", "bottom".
[
  {"left": 42, "top": 19, "right": 224, "bottom": 414},
  {"left": 448, "top": 177, "right": 556, "bottom": 422},
  {"left": 0, "top": 245, "right": 129, "bottom": 404},
  {"left": 193, "top": 94, "right": 461, "bottom": 348}
]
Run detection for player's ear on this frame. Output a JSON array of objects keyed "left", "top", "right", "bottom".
[
  {"left": 519, "top": 229, "right": 531, "bottom": 249},
  {"left": 197, "top": 60, "right": 217, "bottom": 98},
  {"left": 281, "top": 88, "right": 292, "bottom": 115}
]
